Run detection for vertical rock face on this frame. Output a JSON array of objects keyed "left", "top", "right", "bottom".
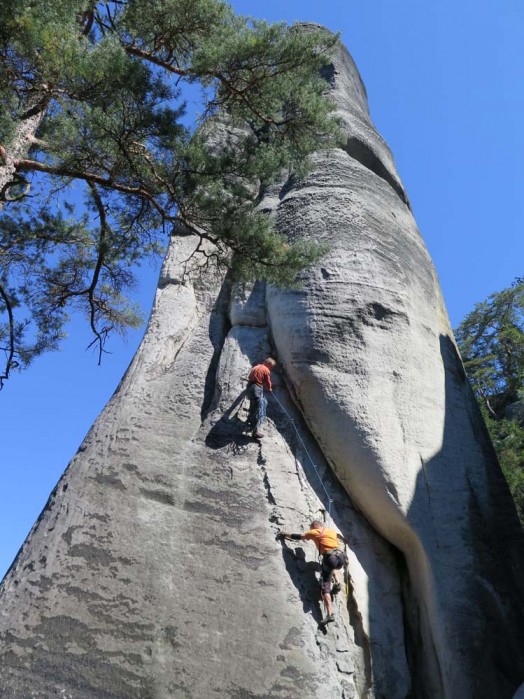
[
  {"left": 1, "top": 29, "right": 523, "bottom": 699},
  {"left": 264, "top": 34, "right": 524, "bottom": 699}
]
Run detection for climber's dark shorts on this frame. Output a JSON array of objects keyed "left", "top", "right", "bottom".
[{"left": 320, "top": 551, "right": 345, "bottom": 595}]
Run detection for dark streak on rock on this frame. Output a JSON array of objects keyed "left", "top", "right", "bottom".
[
  {"left": 93, "top": 473, "right": 126, "bottom": 491},
  {"left": 68, "top": 544, "right": 135, "bottom": 568},
  {"left": 123, "top": 462, "right": 139, "bottom": 473},
  {"left": 87, "top": 512, "right": 110, "bottom": 523},
  {"left": 139, "top": 488, "right": 175, "bottom": 506},
  {"left": 262, "top": 471, "right": 276, "bottom": 505},
  {"left": 201, "top": 278, "right": 232, "bottom": 421},
  {"left": 342, "top": 136, "right": 410, "bottom": 208},
  {"left": 62, "top": 525, "right": 82, "bottom": 547}
]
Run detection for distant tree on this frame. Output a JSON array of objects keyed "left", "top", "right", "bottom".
[
  {"left": 485, "top": 414, "right": 524, "bottom": 522},
  {"left": 456, "top": 278, "right": 524, "bottom": 521},
  {"left": 455, "top": 278, "right": 523, "bottom": 416},
  {"left": 0, "top": 0, "right": 339, "bottom": 385}
]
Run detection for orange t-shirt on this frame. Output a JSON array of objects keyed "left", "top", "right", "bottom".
[
  {"left": 248, "top": 364, "right": 272, "bottom": 391},
  {"left": 303, "top": 527, "right": 339, "bottom": 554}
]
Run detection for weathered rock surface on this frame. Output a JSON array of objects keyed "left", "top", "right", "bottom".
[{"left": 1, "top": 28, "right": 523, "bottom": 699}]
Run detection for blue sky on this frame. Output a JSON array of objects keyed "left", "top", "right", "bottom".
[{"left": 1, "top": 1, "right": 523, "bottom": 578}]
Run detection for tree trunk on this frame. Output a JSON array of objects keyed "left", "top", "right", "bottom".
[{"left": 0, "top": 111, "right": 44, "bottom": 206}]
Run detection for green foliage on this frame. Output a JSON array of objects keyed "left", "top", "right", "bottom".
[
  {"left": 0, "top": 195, "right": 148, "bottom": 369},
  {"left": 0, "top": 0, "right": 340, "bottom": 384},
  {"left": 479, "top": 404, "right": 524, "bottom": 523},
  {"left": 456, "top": 279, "right": 524, "bottom": 522},
  {"left": 455, "top": 279, "right": 523, "bottom": 413}
]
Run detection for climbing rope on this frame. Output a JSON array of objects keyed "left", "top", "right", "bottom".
[
  {"left": 269, "top": 390, "right": 333, "bottom": 518},
  {"left": 264, "top": 389, "right": 355, "bottom": 610}
]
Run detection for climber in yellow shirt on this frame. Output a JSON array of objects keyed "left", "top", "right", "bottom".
[{"left": 279, "top": 520, "right": 347, "bottom": 626}]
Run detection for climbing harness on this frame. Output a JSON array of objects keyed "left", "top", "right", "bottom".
[{"left": 269, "top": 390, "right": 333, "bottom": 518}]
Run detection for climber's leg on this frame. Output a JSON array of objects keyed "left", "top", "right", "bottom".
[
  {"left": 319, "top": 564, "right": 335, "bottom": 624},
  {"left": 251, "top": 385, "right": 266, "bottom": 438},
  {"left": 331, "top": 560, "right": 344, "bottom": 594},
  {"left": 256, "top": 390, "right": 267, "bottom": 432},
  {"left": 246, "top": 384, "right": 259, "bottom": 428}
]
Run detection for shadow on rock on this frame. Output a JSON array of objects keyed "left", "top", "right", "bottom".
[
  {"left": 205, "top": 390, "right": 254, "bottom": 454},
  {"left": 401, "top": 334, "right": 524, "bottom": 699},
  {"left": 279, "top": 541, "right": 323, "bottom": 626}
]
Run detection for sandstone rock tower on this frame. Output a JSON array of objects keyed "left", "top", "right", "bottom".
[{"left": 1, "top": 28, "right": 523, "bottom": 699}]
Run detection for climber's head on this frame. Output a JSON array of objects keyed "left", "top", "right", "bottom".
[
  {"left": 264, "top": 357, "right": 276, "bottom": 368},
  {"left": 310, "top": 519, "right": 323, "bottom": 530}
]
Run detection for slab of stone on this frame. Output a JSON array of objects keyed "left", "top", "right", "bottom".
[{"left": 266, "top": 27, "right": 524, "bottom": 699}]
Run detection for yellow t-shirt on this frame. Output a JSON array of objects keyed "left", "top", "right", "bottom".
[{"left": 303, "top": 526, "right": 339, "bottom": 554}]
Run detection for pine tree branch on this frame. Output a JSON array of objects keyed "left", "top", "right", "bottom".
[
  {"left": 176, "top": 210, "right": 287, "bottom": 270},
  {"left": 478, "top": 386, "right": 498, "bottom": 419},
  {"left": 13, "top": 157, "right": 173, "bottom": 219},
  {"left": 124, "top": 45, "right": 191, "bottom": 77},
  {"left": 14, "top": 157, "right": 287, "bottom": 272},
  {"left": 86, "top": 183, "right": 112, "bottom": 365}
]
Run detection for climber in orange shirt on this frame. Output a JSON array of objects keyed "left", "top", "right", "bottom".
[
  {"left": 246, "top": 357, "right": 276, "bottom": 439},
  {"left": 279, "top": 520, "right": 347, "bottom": 626}
]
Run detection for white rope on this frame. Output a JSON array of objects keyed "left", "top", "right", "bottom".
[{"left": 269, "top": 390, "right": 333, "bottom": 518}]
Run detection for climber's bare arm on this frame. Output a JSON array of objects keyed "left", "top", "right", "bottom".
[{"left": 278, "top": 531, "right": 304, "bottom": 541}]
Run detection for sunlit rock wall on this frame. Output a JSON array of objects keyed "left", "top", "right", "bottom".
[{"left": 1, "top": 26, "right": 523, "bottom": 699}]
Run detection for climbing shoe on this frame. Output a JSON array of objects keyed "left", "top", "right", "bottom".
[
  {"left": 331, "top": 582, "right": 341, "bottom": 595},
  {"left": 253, "top": 430, "right": 264, "bottom": 439},
  {"left": 320, "top": 613, "right": 335, "bottom": 626}
]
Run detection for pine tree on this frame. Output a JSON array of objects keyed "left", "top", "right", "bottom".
[
  {"left": 456, "top": 279, "right": 524, "bottom": 521},
  {"left": 0, "top": 0, "right": 339, "bottom": 384}
]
